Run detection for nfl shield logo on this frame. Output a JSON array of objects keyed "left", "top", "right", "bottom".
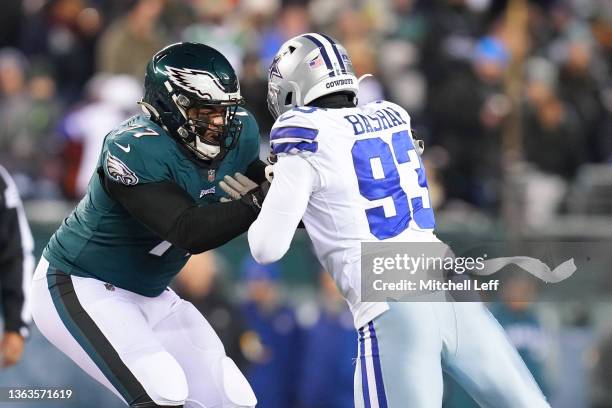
[{"left": 208, "top": 169, "right": 216, "bottom": 182}]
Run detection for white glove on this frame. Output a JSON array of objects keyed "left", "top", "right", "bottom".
[
  {"left": 411, "top": 128, "right": 424, "bottom": 155},
  {"left": 219, "top": 173, "right": 258, "bottom": 201},
  {"left": 415, "top": 139, "right": 425, "bottom": 155},
  {"left": 219, "top": 173, "right": 270, "bottom": 213}
]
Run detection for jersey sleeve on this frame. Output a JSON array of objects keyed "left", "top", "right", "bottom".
[
  {"left": 248, "top": 154, "right": 318, "bottom": 264},
  {"left": 102, "top": 132, "right": 172, "bottom": 186},
  {"left": 269, "top": 108, "right": 320, "bottom": 156}
]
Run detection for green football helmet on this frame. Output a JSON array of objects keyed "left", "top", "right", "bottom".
[{"left": 140, "top": 42, "right": 243, "bottom": 164}]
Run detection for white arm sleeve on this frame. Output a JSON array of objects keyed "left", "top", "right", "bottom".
[{"left": 247, "top": 155, "right": 317, "bottom": 264}]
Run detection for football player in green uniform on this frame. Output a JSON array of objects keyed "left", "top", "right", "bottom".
[{"left": 30, "top": 43, "right": 265, "bottom": 408}]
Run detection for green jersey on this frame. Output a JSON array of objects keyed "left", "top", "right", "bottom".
[{"left": 44, "top": 109, "right": 259, "bottom": 296}]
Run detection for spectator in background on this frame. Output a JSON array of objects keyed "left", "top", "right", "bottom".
[
  {"left": 0, "top": 48, "right": 62, "bottom": 199},
  {"left": 429, "top": 31, "right": 509, "bottom": 210},
  {"left": 0, "top": 0, "right": 608, "bottom": 209},
  {"left": 240, "top": 257, "right": 301, "bottom": 408},
  {"left": 240, "top": 53, "right": 274, "bottom": 134},
  {"left": 258, "top": 4, "right": 311, "bottom": 66},
  {"left": 96, "top": 0, "right": 167, "bottom": 80},
  {"left": 0, "top": 165, "right": 34, "bottom": 367},
  {"left": 61, "top": 74, "right": 141, "bottom": 198},
  {"left": 590, "top": 11, "right": 612, "bottom": 163},
  {"left": 348, "top": 41, "right": 385, "bottom": 106},
  {"left": 333, "top": 7, "right": 385, "bottom": 106},
  {"left": 557, "top": 38, "right": 606, "bottom": 163},
  {"left": 521, "top": 56, "right": 585, "bottom": 226},
  {"left": 173, "top": 251, "right": 249, "bottom": 371},
  {"left": 377, "top": 0, "right": 429, "bottom": 121},
  {"left": 20, "top": 0, "right": 102, "bottom": 103},
  {"left": 0, "top": 49, "right": 33, "bottom": 170},
  {"left": 297, "top": 271, "right": 355, "bottom": 408},
  {"left": 0, "top": 0, "right": 23, "bottom": 48},
  {"left": 420, "top": 0, "right": 487, "bottom": 93},
  {"left": 523, "top": 56, "right": 584, "bottom": 178},
  {"left": 181, "top": 0, "right": 248, "bottom": 76}
]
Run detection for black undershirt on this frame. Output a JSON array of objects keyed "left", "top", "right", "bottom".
[{"left": 102, "top": 159, "right": 267, "bottom": 254}]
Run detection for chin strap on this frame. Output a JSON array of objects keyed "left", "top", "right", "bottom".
[{"left": 138, "top": 100, "right": 159, "bottom": 118}]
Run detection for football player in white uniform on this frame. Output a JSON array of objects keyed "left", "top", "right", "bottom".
[{"left": 223, "top": 33, "right": 550, "bottom": 407}]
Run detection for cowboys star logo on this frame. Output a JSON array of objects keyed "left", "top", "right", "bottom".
[{"left": 269, "top": 54, "right": 283, "bottom": 80}]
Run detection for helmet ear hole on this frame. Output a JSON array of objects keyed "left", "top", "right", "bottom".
[{"left": 285, "top": 92, "right": 293, "bottom": 105}]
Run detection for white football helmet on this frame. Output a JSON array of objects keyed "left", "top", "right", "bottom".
[{"left": 267, "top": 33, "right": 359, "bottom": 119}]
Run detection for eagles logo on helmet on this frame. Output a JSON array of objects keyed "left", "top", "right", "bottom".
[{"left": 139, "top": 42, "right": 244, "bottom": 167}]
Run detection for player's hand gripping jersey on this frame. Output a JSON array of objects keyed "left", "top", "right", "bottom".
[
  {"left": 249, "top": 100, "right": 438, "bottom": 328},
  {"left": 44, "top": 109, "right": 259, "bottom": 297}
]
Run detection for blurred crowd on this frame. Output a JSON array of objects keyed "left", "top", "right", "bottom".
[{"left": 0, "top": 0, "right": 610, "bottom": 217}]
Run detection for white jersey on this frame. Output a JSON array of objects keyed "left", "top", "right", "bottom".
[{"left": 248, "top": 100, "right": 439, "bottom": 328}]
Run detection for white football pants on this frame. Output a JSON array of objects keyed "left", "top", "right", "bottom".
[
  {"left": 31, "top": 257, "right": 257, "bottom": 408},
  {"left": 354, "top": 301, "right": 550, "bottom": 408}
]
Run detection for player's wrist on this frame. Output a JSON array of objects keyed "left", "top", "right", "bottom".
[
  {"left": 219, "top": 173, "right": 270, "bottom": 213},
  {"left": 4, "top": 328, "right": 28, "bottom": 340},
  {"left": 3, "top": 330, "right": 24, "bottom": 338},
  {"left": 240, "top": 182, "right": 270, "bottom": 214}
]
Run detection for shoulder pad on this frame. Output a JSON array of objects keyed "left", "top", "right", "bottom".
[
  {"left": 270, "top": 107, "right": 320, "bottom": 156},
  {"left": 111, "top": 115, "right": 165, "bottom": 142},
  {"left": 274, "top": 106, "right": 320, "bottom": 128},
  {"left": 233, "top": 108, "right": 260, "bottom": 164},
  {"left": 374, "top": 100, "right": 412, "bottom": 126},
  {"left": 235, "top": 108, "right": 259, "bottom": 142},
  {"left": 103, "top": 116, "right": 172, "bottom": 186}
]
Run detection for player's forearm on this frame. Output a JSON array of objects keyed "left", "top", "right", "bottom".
[
  {"left": 105, "top": 177, "right": 257, "bottom": 253},
  {"left": 248, "top": 156, "right": 314, "bottom": 264},
  {"left": 248, "top": 212, "right": 294, "bottom": 264},
  {"left": 168, "top": 201, "right": 256, "bottom": 253}
]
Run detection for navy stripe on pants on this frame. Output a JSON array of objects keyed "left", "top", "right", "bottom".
[
  {"left": 359, "top": 327, "right": 372, "bottom": 408},
  {"left": 47, "top": 270, "right": 152, "bottom": 406},
  {"left": 369, "top": 322, "right": 388, "bottom": 408}
]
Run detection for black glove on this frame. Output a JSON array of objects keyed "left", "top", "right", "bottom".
[
  {"left": 219, "top": 173, "right": 270, "bottom": 214},
  {"left": 241, "top": 181, "right": 269, "bottom": 213}
]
